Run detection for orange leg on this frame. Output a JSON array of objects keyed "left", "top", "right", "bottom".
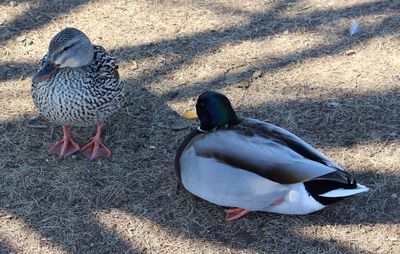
[
  {"left": 225, "top": 208, "right": 250, "bottom": 221},
  {"left": 225, "top": 197, "right": 285, "bottom": 221},
  {"left": 80, "top": 123, "right": 111, "bottom": 160},
  {"left": 48, "top": 125, "right": 80, "bottom": 157}
]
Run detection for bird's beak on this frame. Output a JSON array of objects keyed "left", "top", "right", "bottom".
[
  {"left": 183, "top": 109, "right": 198, "bottom": 120},
  {"left": 32, "top": 62, "right": 58, "bottom": 83}
]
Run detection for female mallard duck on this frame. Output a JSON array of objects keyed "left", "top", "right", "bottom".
[
  {"left": 176, "top": 91, "right": 368, "bottom": 220},
  {"left": 32, "top": 28, "right": 124, "bottom": 160}
]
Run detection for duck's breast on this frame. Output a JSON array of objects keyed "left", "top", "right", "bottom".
[{"left": 32, "top": 68, "right": 122, "bottom": 126}]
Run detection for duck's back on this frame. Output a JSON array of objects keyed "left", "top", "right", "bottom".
[{"left": 32, "top": 45, "right": 124, "bottom": 127}]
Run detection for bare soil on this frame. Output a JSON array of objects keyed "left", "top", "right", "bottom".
[{"left": 0, "top": 0, "right": 399, "bottom": 253}]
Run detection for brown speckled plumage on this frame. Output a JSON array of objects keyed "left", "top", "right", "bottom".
[{"left": 32, "top": 45, "right": 124, "bottom": 127}]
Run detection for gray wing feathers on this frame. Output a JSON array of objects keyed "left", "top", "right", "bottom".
[
  {"left": 193, "top": 128, "right": 337, "bottom": 184},
  {"left": 244, "top": 118, "right": 344, "bottom": 170}
]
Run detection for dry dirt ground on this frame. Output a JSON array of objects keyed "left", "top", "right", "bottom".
[{"left": 0, "top": 0, "right": 399, "bottom": 253}]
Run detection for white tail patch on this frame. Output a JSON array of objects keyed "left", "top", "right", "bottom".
[{"left": 319, "top": 184, "right": 369, "bottom": 198}]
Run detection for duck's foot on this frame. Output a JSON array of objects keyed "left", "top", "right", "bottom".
[
  {"left": 271, "top": 197, "right": 285, "bottom": 206},
  {"left": 225, "top": 208, "right": 250, "bottom": 221},
  {"left": 80, "top": 139, "right": 111, "bottom": 160},
  {"left": 48, "top": 125, "right": 80, "bottom": 157},
  {"left": 80, "top": 123, "right": 111, "bottom": 160}
]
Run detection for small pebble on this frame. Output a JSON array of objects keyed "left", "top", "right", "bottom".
[
  {"left": 29, "top": 115, "right": 39, "bottom": 122},
  {"left": 252, "top": 70, "right": 263, "bottom": 79},
  {"left": 391, "top": 193, "right": 398, "bottom": 199},
  {"left": 25, "top": 39, "right": 33, "bottom": 45},
  {"left": 346, "top": 50, "right": 356, "bottom": 56},
  {"left": 17, "top": 36, "right": 26, "bottom": 42},
  {"left": 280, "top": 237, "right": 292, "bottom": 244},
  {"left": 130, "top": 61, "right": 138, "bottom": 70},
  {"left": 304, "top": 83, "right": 319, "bottom": 90},
  {"left": 149, "top": 145, "right": 156, "bottom": 149},
  {"left": 239, "top": 81, "right": 253, "bottom": 89},
  {"left": 210, "top": 19, "right": 223, "bottom": 26},
  {"left": 237, "top": 82, "right": 251, "bottom": 89},
  {"left": 389, "top": 132, "right": 398, "bottom": 139},
  {"left": 326, "top": 101, "right": 341, "bottom": 108},
  {"left": 71, "top": 154, "right": 78, "bottom": 159},
  {"left": 9, "top": 1, "right": 17, "bottom": 7}
]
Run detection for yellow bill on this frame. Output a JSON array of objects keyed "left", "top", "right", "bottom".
[{"left": 183, "top": 109, "right": 198, "bottom": 120}]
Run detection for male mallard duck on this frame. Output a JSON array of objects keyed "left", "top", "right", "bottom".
[
  {"left": 176, "top": 91, "right": 368, "bottom": 220},
  {"left": 31, "top": 28, "right": 124, "bottom": 160}
]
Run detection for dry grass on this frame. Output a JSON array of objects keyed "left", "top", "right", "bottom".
[{"left": 0, "top": 0, "right": 399, "bottom": 253}]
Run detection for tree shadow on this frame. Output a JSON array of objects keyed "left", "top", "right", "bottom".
[
  {"left": 1, "top": 0, "right": 399, "bottom": 253},
  {"left": 238, "top": 88, "right": 400, "bottom": 148},
  {"left": 122, "top": 172, "right": 397, "bottom": 254},
  {"left": 1, "top": 86, "right": 398, "bottom": 253},
  {"left": 1, "top": 0, "right": 399, "bottom": 83},
  {"left": 0, "top": 0, "right": 92, "bottom": 84},
  {"left": 116, "top": 0, "right": 399, "bottom": 97},
  {"left": 0, "top": 0, "right": 91, "bottom": 45},
  {"left": 0, "top": 61, "right": 33, "bottom": 84},
  {"left": 0, "top": 240, "right": 17, "bottom": 254}
]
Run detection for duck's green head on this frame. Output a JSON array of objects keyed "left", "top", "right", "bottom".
[
  {"left": 32, "top": 28, "right": 94, "bottom": 83},
  {"left": 185, "top": 91, "right": 238, "bottom": 131}
]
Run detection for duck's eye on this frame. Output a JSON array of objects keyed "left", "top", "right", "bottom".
[{"left": 62, "top": 45, "right": 71, "bottom": 51}]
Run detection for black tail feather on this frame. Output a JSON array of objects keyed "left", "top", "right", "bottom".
[{"left": 304, "top": 171, "right": 358, "bottom": 205}]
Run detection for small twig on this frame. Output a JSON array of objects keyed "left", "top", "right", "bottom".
[
  {"left": 28, "top": 124, "right": 48, "bottom": 129},
  {"left": 223, "top": 63, "right": 246, "bottom": 76}
]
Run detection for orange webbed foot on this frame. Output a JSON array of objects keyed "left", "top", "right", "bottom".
[
  {"left": 225, "top": 208, "right": 250, "bottom": 221},
  {"left": 80, "top": 139, "right": 111, "bottom": 160},
  {"left": 80, "top": 123, "right": 111, "bottom": 160},
  {"left": 48, "top": 125, "right": 80, "bottom": 157}
]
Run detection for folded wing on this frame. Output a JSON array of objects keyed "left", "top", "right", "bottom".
[{"left": 192, "top": 118, "right": 341, "bottom": 184}]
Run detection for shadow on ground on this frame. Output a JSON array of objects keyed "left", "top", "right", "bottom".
[
  {"left": 0, "top": 0, "right": 90, "bottom": 45},
  {"left": 0, "top": 87, "right": 399, "bottom": 253},
  {"left": 0, "top": 0, "right": 399, "bottom": 253},
  {"left": 1, "top": 0, "right": 399, "bottom": 84}
]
